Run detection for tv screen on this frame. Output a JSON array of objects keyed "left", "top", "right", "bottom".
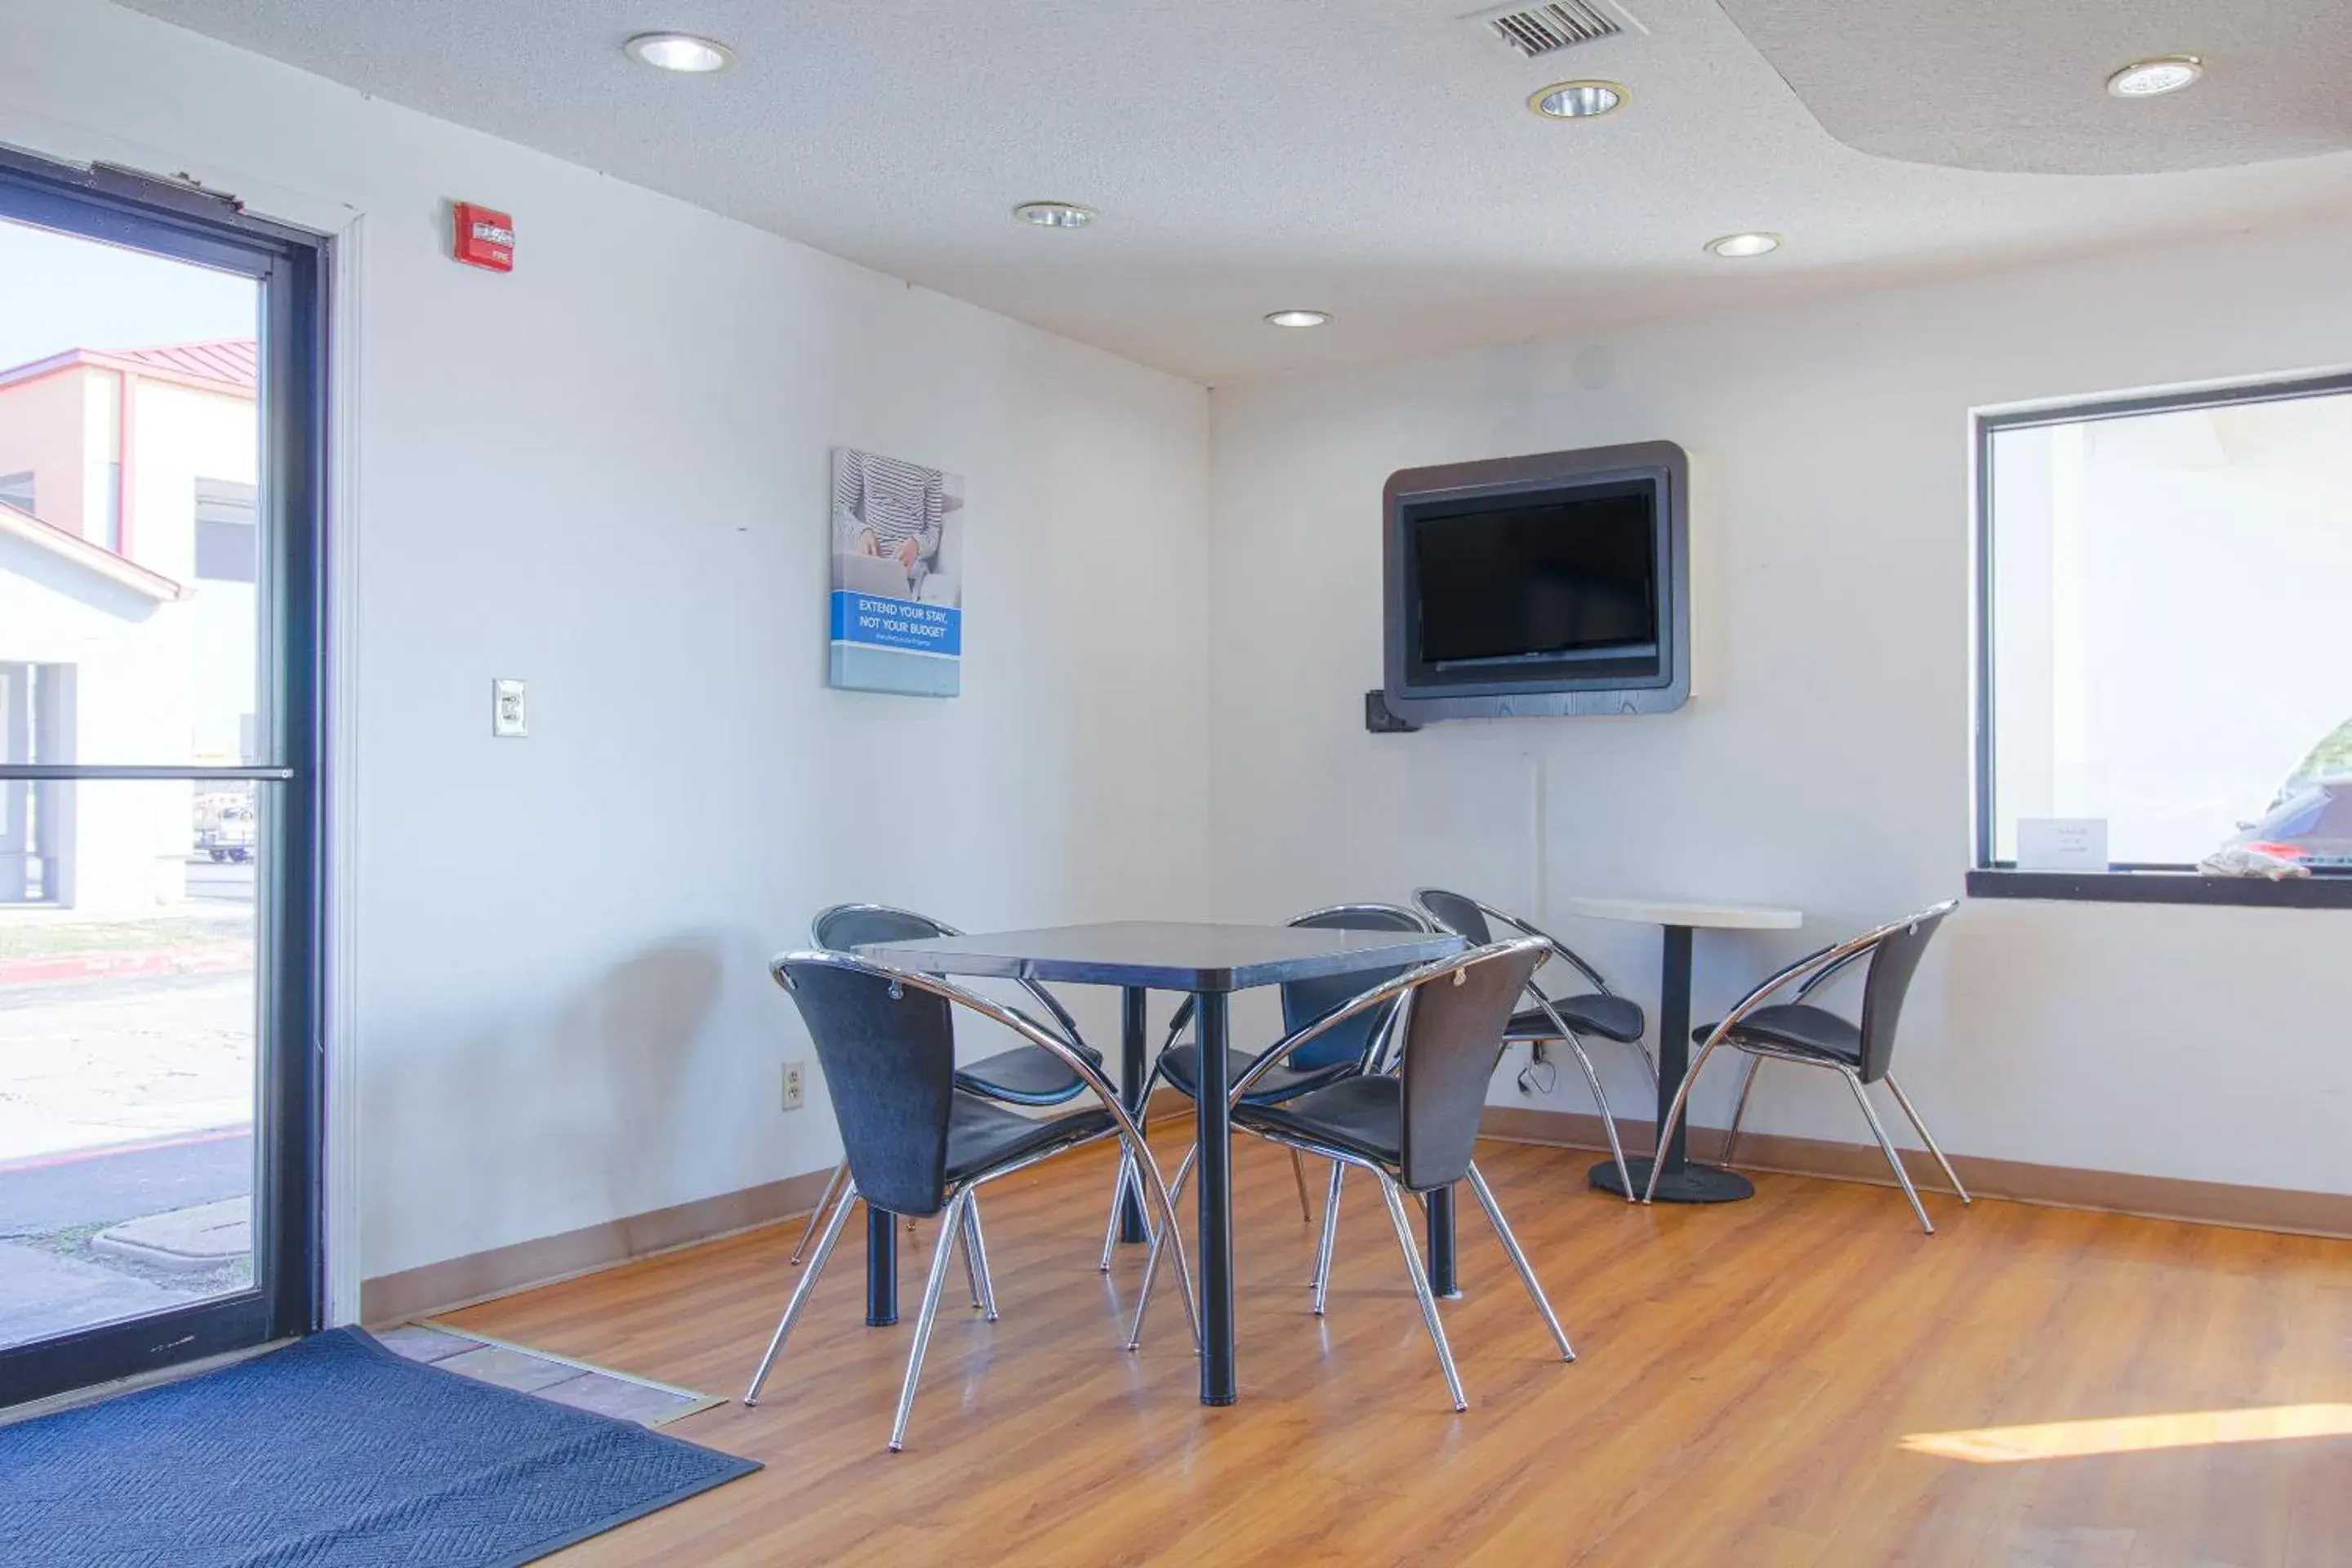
[
  {"left": 1410, "top": 483, "right": 1659, "bottom": 667},
  {"left": 1382, "top": 442, "right": 1688, "bottom": 719}
]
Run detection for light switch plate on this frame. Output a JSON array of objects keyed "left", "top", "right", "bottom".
[{"left": 492, "top": 678, "right": 528, "bottom": 738}]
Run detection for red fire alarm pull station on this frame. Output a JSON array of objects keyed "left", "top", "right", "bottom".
[{"left": 452, "top": 203, "right": 514, "bottom": 272}]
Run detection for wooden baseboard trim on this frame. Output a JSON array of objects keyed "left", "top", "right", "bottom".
[
  {"left": 1480, "top": 1105, "right": 2352, "bottom": 1241},
  {"left": 360, "top": 1088, "right": 1194, "bottom": 1327},
  {"left": 359, "top": 1165, "right": 839, "bottom": 1327}
]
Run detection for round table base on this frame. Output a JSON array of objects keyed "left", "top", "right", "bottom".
[{"left": 1589, "top": 1156, "right": 1755, "bottom": 1204}]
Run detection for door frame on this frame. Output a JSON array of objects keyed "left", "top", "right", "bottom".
[{"left": 0, "top": 145, "right": 330, "bottom": 1409}]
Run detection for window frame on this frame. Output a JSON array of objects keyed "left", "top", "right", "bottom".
[{"left": 1970, "top": 368, "right": 2352, "bottom": 907}]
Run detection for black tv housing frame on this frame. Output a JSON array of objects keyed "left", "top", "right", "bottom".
[{"left": 1382, "top": 441, "right": 1691, "bottom": 723}]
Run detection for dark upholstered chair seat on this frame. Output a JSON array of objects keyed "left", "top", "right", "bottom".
[
  {"left": 946, "top": 1093, "right": 1114, "bottom": 1185},
  {"left": 1506, "top": 993, "right": 1646, "bottom": 1044},
  {"left": 956, "top": 1044, "right": 1089, "bottom": 1106},
  {"left": 1232, "top": 1076, "right": 1402, "bottom": 1169},
  {"left": 1695, "top": 1002, "right": 1862, "bottom": 1063},
  {"left": 1159, "top": 1041, "right": 1355, "bottom": 1107}
]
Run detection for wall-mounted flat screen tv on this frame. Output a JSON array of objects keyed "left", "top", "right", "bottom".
[{"left": 1383, "top": 442, "right": 1689, "bottom": 720}]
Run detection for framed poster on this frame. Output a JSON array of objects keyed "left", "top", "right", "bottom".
[{"left": 827, "top": 448, "right": 964, "bottom": 697}]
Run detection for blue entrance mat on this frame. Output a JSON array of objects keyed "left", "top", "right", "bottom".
[{"left": 0, "top": 1328, "right": 759, "bottom": 1566}]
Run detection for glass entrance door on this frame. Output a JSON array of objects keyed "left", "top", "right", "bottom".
[{"left": 0, "top": 153, "right": 323, "bottom": 1409}]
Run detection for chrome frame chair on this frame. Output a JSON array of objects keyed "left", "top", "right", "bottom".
[
  {"left": 747, "top": 950, "right": 1197, "bottom": 1451},
  {"left": 1100, "top": 902, "right": 1434, "bottom": 1269},
  {"left": 1646, "top": 899, "right": 1970, "bottom": 1234},
  {"left": 1414, "top": 889, "right": 1653, "bottom": 1202},
  {"left": 1130, "top": 938, "right": 1575, "bottom": 1411},
  {"left": 792, "top": 903, "right": 1102, "bottom": 1274}
]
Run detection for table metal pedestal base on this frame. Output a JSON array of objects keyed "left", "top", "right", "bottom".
[{"left": 1590, "top": 1156, "right": 1754, "bottom": 1204}]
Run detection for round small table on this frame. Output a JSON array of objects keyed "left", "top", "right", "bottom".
[{"left": 1562, "top": 896, "right": 1802, "bottom": 1204}]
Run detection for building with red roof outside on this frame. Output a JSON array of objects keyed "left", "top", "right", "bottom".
[{"left": 0, "top": 338, "right": 256, "bottom": 909}]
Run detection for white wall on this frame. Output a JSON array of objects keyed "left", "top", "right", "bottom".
[
  {"left": 0, "top": 1, "right": 1213, "bottom": 1285},
  {"left": 1209, "top": 219, "right": 2352, "bottom": 1197}
]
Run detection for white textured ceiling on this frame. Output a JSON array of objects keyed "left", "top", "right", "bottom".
[
  {"left": 118, "top": 0, "right": 2352, "bottom": 383},
  {"left": 1716, "top": 0, "right": 2352, "bottom": 176}
]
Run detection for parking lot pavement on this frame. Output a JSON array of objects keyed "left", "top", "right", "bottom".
[
  {"left": 0, "top": 912, "right": 262, "bottom": 1348},
  {"left": 0, "top": 1241, "right": 202, "bottom": 1352},
  {"left": 185, "top": 858, "right": 256, "bottom": 904},
  {"left": 0, "top": 971, "right": 254, "bottom": 1164},
  {"left": 0, "top": 1132, "right": 256, "bottom": 1349},
  {"left": 0, "top": 1128, "right": 252, "bottom": 1239}
]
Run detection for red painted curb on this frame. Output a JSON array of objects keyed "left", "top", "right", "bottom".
[
  {"left": 0, "top": 1124, "right": 251, "bottom": 1176},
  {"left": 0, "top": 942, "right": 254, "bottom": 987}
]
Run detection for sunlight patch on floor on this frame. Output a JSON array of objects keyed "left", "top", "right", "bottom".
[{"left": 1902, "top": 1404, "right": 2352, "bottom": 1463}]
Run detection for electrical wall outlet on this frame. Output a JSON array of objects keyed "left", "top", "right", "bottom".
[{"left": 781, "top": 1060, "right": 805, "bottom": 1111}]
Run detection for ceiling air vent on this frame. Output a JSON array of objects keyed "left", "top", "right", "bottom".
[{"left": 1476, "top": 0, "right": 1628, "bottom": 59}]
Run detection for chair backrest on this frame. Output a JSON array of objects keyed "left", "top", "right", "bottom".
[
  {"left": 1394, "top": 940, "right": 1545, "bottom": 1191},
  {"left": 1281, "top": 904, "right": 1435, "bottom": 1071},
  {"left": 811, "top": 902, "right": 1098, "bottom": 1062},
  {"left": 773, "top": 955, "right": 960, "bottom": 1217},
  {"left": 1854, "top": 902, "right": 1955, "bottom": 1084},
  {"left": 1414, "top": 888, "right": 1494, "bottom": 946},
  {"left": 811, "top": 902, "right": 951, "bottom": 951}
]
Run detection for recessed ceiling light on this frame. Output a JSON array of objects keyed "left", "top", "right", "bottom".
[
  {"left": 2106, "top": 55, "right": 2203, "bottom": 98},
  {"left": 624, "top": 32, "right": 737, "bottom": 74},
  {"left": 1529, "top": 80, "right": 1628, "bottom": 120},
  {"left": 1012, "top": 202, "right": 1096, "bottom": 229},
  {"left": 1264, "top": 310, "right": 1331, "bottom": 328},
  {"left": 1704, "top": 231, "right": 1781, "bottom": 259}
]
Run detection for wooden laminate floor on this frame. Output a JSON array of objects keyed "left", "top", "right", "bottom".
[{"left": 445, "top": 1136, "right": 2352, "bottom": 1566}]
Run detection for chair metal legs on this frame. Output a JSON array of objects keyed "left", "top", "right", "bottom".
[
  {"left": 1311, "top": 1160, "right": 1344, "bottom": 1310},
  {"left": 1138, "top": 1135, "right": 1565, "bottom": 1411},
  {"left": 1105, "top": 1112, "right": 1309, "bottom": 1272},
  {"left": 1722, "top": 1057, "right": 1762, "bottom": 1171},
  {"left": 1099, "top": 1095, "right": 1165, "bottom": 1271},
  {"left": 1643, "top": 1030, "right": 1735, "bottom": 1204},
  {"left": 1376, "top": 1173, "right": 1468, "bottom": 1411},
  {"left": 1308, "top": 1156, "right": 1573, "bottom": 1367},
  {"left": 1098, "top": 1148, "right": 1133, "bottom": 1272},
  {"left": 1463, "top": 1163, "right": 1573, "bottom": 1361},
  {"left": 961, "top": 1196, "right": 999, "bottom": 1321},
  {"left": 751, "top": 1131, "right": 1191, "bottom": 1440},
  {"left": 1561, "top": 1034, "right": 1636, "bottom": 1203},
  {"left": 889, "top": 1188, "right": 972, "bottom": 1451},
  {"left": 745, "top": 1177, "right": 862, "bottom": 1405},
  {"left": 960, "top": 1198, "right": 983, "bottom": 1310},
  {"left": 791, "top": 1160, "right": 849, "bottom": 1266},
  {"left": 1125, "top": 1143, "right": 1198, "bottom": 1352},
  {"left": 1654, "top": 1035, "right": 1963, "bottom": 1235},
  {"left": 1840, "top": 1068, "right": 1936, "bottom": 1236},
  {"left": 1884, "top": 1073, "right": 1971, "bottom": 1205}
]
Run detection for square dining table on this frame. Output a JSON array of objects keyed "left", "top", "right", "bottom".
[{"left": 857, "top": 920, "right": 1465, "bottom": 1405}]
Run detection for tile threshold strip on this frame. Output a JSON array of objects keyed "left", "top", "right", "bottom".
[{"left": 403, "top": 1317, "right": 728, "bottom": 1428}]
